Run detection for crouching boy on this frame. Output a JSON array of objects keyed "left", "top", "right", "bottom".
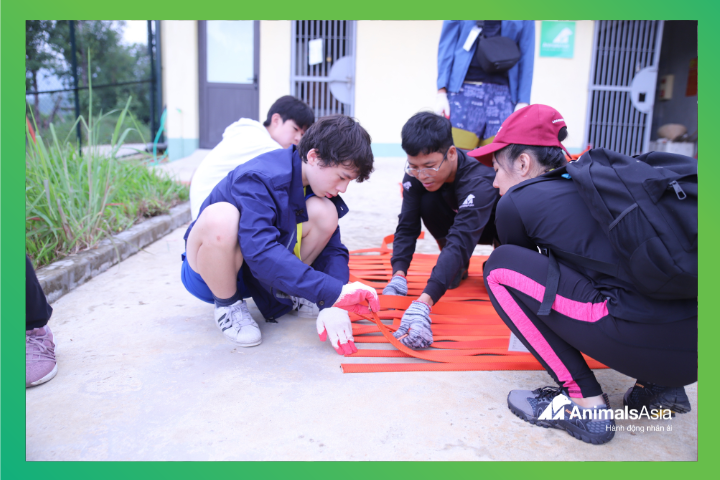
[{"left": 181, "top": 115, "right": 379, "bottom": 354}]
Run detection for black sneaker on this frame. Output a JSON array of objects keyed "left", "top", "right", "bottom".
[
  {"left": 623, "top": 380, "right": 691, "bottom": 416},
  {"left": 507, "top": 386, "right": 616, "bottom": 445}
]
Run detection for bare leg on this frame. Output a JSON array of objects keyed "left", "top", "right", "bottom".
[
  {"left": 186, "top": 202, "right": 244, "bottom": 299},
  {"left": 573, "top": 395, "right": 607, "bottom": 408},
  {"left": 300, "top": 196, "right": 339, "bottom": 266}
]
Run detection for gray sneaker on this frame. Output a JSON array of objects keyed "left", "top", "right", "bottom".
[
  {"left": 507, "top": 386, "right": 616, "bottom": 445},
  {"left": 26, "top": 325, "right": 58, "bottom": 387},
  {"left": 291, "top": 296, "right": 319, "bottom": 318},
  {"left": 214, "top": 300, "right": 261, "bottom": 347}
]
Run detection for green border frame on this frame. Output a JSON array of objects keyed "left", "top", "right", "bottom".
[{"left": 3, "top": 1, "right": 717, "bottom": 477}]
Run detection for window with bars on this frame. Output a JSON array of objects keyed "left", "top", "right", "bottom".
[
  {"left": 584, "top": 21, "right": 664, "bottom": 156},
  {"left": 290, "top": 21, "right": 356, "bottom": 118}
]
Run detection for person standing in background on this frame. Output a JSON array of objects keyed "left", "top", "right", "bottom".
[
  {"left": 435, "top": 21, "right": 535, "bottom": 151},
  {"left": 26, "top": 255, "right": 57, "bottom": 387}
]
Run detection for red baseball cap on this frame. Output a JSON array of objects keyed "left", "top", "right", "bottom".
[{"left": 467, "top": 104, "right": 571, "bottom": 167}]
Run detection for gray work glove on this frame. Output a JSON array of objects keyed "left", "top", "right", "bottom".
[
  {"left": 393, "top": 300, "right": 433, "bottom": 349},
  {"left": 382, "top": 274, "right": 408, "bottom": 296}
]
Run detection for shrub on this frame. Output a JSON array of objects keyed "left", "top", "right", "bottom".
[{"left": 26, "top": 95, "right": 188, "bottom": 267}]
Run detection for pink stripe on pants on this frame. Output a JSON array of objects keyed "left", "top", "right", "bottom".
[{"left": 486, "top": 268, "right": 608, "bottom": 398}]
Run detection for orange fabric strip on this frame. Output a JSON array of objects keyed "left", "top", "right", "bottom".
[
  {"left": 347, "top": 349, "right": 537, "bottom": 358},
  {"left": 341, "top": 362, "right": 547, "bottom": 373},
  {"left": 345, "top": 242, "right": 609, "bottom": 374}
]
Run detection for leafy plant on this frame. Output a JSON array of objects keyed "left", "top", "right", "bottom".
[{"left": 26, "top": 62, "right": 187, "bottom": 267}]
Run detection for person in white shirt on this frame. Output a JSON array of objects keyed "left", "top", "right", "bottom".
[{"left": 190, "top": 96, "right": 315, "bottom": 219}]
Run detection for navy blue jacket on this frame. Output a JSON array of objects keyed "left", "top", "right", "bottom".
[
  {"left": 496, "top": 174, "right": 697, "bottom": 324},
  {"left": 184, "top": 146, "right": 349, "bottom": 320},
  {"left": 437, "top": 20, "right": 535, "bottom": 104}
]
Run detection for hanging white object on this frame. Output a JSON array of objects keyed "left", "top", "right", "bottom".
[
  {"left": 630, "top": 66, "right": 658, "bottom": 114},
  {"left": 328, "top": 56, "right": 354, "bottom": 105}
]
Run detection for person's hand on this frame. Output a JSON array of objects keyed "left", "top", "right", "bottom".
[
  {"left": 514, "top": 102, "right": 529, "bottom": 112},
  {"left": 382, "top": 274, "right": 408, "bottom": 296},
  {"left": 332, "top": 281, "right": 380, "bottom": 314},
  {"left": 393, "top": 300, "right": 433, "bottom": 349},
  {"left": 435, "top": 91, "right": 451, "bottom": 118},
  {"left": 316, "top": 307, "right": 357, "bottom": 355}
]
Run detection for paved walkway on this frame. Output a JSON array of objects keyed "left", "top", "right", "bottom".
[
  {"left": 82, "top": 143, "right": 151, "bottom": 159},
  {"left": 26, "top": 155, "right": 698, "bottom": 461},
  {"left": 152, "top": 148, "right": 211, "bottom": 185}
]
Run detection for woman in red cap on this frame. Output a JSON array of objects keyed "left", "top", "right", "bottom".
[{"left": 467, "top": 104, "right": 697, "bottom": 445}]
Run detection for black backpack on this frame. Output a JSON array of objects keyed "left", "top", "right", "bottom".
[{"left": 537, "top": 148, "right": 697, "bottom": 315}]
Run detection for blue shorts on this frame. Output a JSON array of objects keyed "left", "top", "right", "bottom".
[
  {"left": 449, "top": 83, "right": 514, "bottom": 148},
  {"left": 182, "top": 189, "right": 316, "bottom": 305},
  {"left": 180, "top": 253, "right": 252, "bottom": 304}
]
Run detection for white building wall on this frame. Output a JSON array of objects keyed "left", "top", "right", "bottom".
[
  {"left": 353, "top": 20, "right": 594, "bottom": 156},
  {"left": 354, "top": 21, "right": 443, "bottom": 156},
  {"left": 258, "top": 21, "right": 292, "bottom": 120},
  {"left": 529, "top": 21, "right": 595, "bottom": 153},
  {"left": 161, "top": 21, "right": 200, "bottom": 161},
  {"left": 161, "top": 20, "right": 596, "bottom": 161}
]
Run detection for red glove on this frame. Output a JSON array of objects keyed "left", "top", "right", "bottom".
[{"left": 332, "top": 281, "right": 380, "bottom": 314}]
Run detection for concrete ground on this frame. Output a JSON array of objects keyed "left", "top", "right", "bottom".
[
  {"left": 152, "top": 148, "right": 211, "bottom": 185},
  {"left": 26, "top": 156, "right": 698, "bottom": 461}
]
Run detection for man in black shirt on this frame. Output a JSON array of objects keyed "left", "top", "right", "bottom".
[{"left": 384, "top": 113, "right": 499, "bottom": 349}]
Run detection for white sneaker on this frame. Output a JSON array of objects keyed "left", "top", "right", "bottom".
[
  {"left": 291, "top": 296, "right": 320, "bottom": 318},
  {"left": 214, "top": 300, "right": 262, "bottom": 347}
]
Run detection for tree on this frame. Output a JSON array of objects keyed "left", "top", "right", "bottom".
[
  {"left": 26, "top": 21, "right": 63, "bottom": 124},
  {"left": 51, "top": 21, "right": 151, "bottom": 121},
  {"left": 25, "top": 21, "right": 152, "bottom": 133}
]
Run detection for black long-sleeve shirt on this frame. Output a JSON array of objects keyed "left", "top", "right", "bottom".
[
  {"left": 495, "top": 173, "right": 697, "bottom": 323},
  {"left": 391, "top": 150, "right": 499, "bottom": 303}
]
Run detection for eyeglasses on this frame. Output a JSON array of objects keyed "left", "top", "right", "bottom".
[{"left": 405, "top": 148, "right": 449, "bottom": 178}]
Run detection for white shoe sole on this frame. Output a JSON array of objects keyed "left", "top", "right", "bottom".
[
  {"left": 218, "top": 324, "right": 262, "bottom": 347},
  {"left": 27, "top": 363, "right": 58, "bottom": 387},
  {"left": 223, "top": 335, "right": 262, "bottom": 347}
]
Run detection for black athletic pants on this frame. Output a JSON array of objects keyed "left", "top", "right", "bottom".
[
  {"left": 26, "top": 256, "right": 52, "bottom": 330},
  {"left": 483, "top": 245, "right": 697, "bottom": 398},
  {"left": 419, "top": 189, "right": 496, "bottom": 246}
]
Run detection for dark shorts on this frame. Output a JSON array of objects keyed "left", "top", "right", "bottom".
[
  {"left": 180, "top": 253, "right": 252, "bottom": 304},
  {"left": 182, "top": 190, "right": 317, "bottom": 305},
  {"left": 449, "top": 83, "right": 514, "bottom": 149}
]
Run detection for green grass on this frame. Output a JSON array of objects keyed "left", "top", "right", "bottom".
[
  {"left": 38, "top": 110, "right": 151, "bottom": 147},
  {"left": 26, "top": 94, "right": 188, "bottom": 268}
]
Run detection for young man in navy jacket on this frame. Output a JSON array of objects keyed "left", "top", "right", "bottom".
[{"left": 181, "top": 115, "right": 379, "bottom": 354}]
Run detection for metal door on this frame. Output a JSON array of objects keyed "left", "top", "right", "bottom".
[
  {"left": 583, "top": 21, "right": 664, "bottom": 155},
  {"left": 290, "top": 21, "right": 356, "bottom": 118},
  {"left": 199, "top": 20, "right": 260, "bottom": 149}
]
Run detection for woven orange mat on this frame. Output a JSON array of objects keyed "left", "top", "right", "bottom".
[{"left": 343, "top": 235, "right": 608, "bottom": 374}]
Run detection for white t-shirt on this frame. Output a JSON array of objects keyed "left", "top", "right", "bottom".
[{"left": 190, "top": 119, "right": 282, "bottom": 219}]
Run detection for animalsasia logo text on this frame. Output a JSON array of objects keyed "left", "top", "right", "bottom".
[{"left": 538, "top": 393, "right": 673, "bottom": 421}]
